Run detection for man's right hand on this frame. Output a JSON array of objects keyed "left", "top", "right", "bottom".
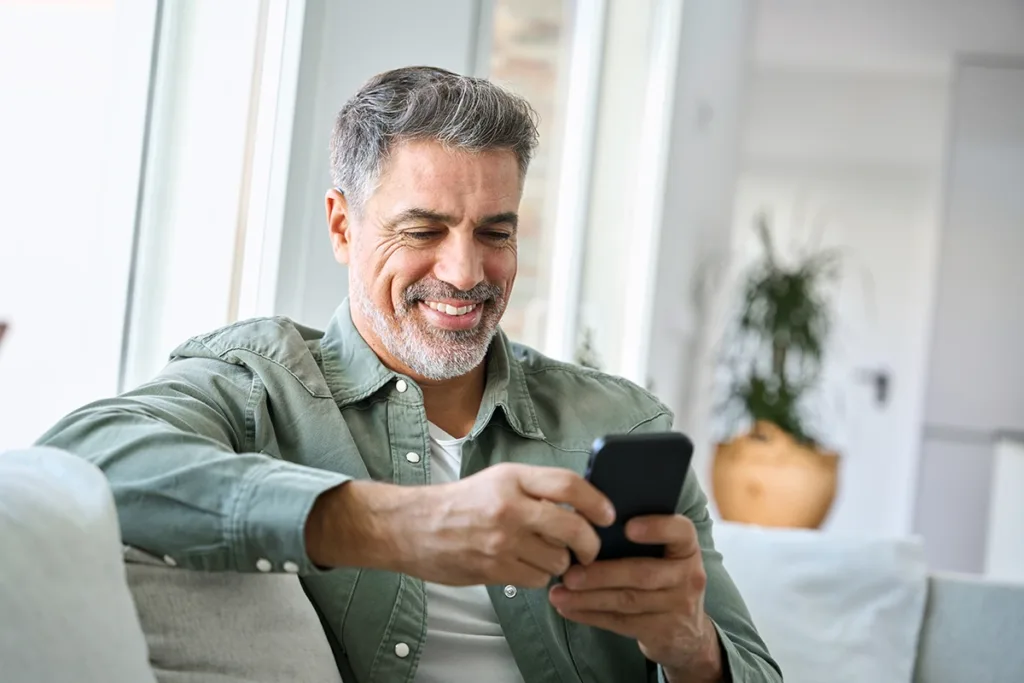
[{"left": 305, "top": 463, "right": 615, "bottom": 588}]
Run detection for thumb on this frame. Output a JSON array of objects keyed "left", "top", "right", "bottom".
[{"left": 626, "top": 514, "right": 700, "bottom": 559}]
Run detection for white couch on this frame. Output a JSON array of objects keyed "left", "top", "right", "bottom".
[
  {"left": 0, "top": 448, "right": 342, "bottom": 683},
  {"left": 713, "top": 521, "right": 1024, "bottom": 683},
  {"left": 3, "top": 447, "right": 1023, "bottom": 682}
]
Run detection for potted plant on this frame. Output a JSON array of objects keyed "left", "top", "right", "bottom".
[{"left": 711, "top": 212, "right": 841, "bottom": 529}]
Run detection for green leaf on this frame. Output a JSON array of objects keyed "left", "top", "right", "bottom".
[{"left": 713, "top": 211, "right": 846, "bottom": 448}]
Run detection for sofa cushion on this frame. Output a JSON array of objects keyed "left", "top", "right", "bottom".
[
  {"left": 712, "top": 522, "right": 928, "bottom": 683},
  {"left": 914, "top": 572, "right": 1024, "bottom": 683},
  {"left": 0, "top": 448, "right": 158, "bottom": 683},
  {"left": 124, "top": 546, "right": 345, "bottom": 683}
]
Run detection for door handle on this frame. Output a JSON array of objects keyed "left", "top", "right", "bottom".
[{"left": 855, "top": 368, "right": 891, "bottom": 407}]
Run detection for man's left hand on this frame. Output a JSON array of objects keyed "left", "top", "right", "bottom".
[{"left": 548, "top": 514, "right": 723, "bottom": 682}]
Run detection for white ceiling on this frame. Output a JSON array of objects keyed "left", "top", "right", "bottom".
[{"left": 753, "top": 0, "right": 1024, "bottom": 76}]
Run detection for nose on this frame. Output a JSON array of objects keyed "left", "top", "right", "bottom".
[{"left": 434, "top": 232, "right": 485, "bottom": 293}]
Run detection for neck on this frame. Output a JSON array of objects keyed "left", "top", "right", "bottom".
[{"left": 420, "top": 364, "right": 486, "bottom": 439}]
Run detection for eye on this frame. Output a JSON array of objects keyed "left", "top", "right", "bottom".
[
  {"left": 404, "top": 229, "right": 443, "bottom": 241},
  {"left": 480, "top": 230, "right": 513, "bottom": 242}
]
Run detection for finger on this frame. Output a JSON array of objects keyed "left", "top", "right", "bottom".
[
  {"left": 508, "top": 560, "right": 556, "bottom": 589},
  {"left": 625, "top": 514, "right": 700, "bottom": 559},
  {"left": 561, "top": 557, "right": 685, "bottom": 591},
  {"left": 517, "top": 466, "right": 616, "bottom": 527},
  {"left": 549, "top": 584, "right": 675, "bottom": 615},
  {"left": 516, "top": 533, "right": 572, "bottom": 577},
  {"left": 522, "top": 499, "right": 602, "bottom": 565}
]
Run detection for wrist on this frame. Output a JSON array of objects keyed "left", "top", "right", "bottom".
[
  {"left": 663, "top": 614, "right": 725, "bottom": 683},
  {"left": 304, "top": 480, "right": 419, "bottom": 570}
]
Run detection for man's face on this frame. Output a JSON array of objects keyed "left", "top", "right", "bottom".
[{"left": 328, "top": 139, "right": 521, "bottom": 381}]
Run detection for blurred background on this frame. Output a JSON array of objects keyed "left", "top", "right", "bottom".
[{"left": 2, "top": 0, "right": 1023, "bottom": 589}]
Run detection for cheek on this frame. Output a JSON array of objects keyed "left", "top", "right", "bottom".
[
  {"left": 384, "top": 250, "right": 435, "bottom": 300},
  {"left": 485, "top": 248, "right": 517, "bottom": 290}
]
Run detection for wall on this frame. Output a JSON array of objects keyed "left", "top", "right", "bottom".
[
  {"left": 921, "top": 62, "right": 1024, "bottom": 433},
  {"left": 646, "top": 0, "right": 756, "bottom": 494},
  {"left": 742, "top": 70, "right": 948, "bottom": 167},
  {"left": 273, "top": 0, "right": 486, "bottom": 329},
  {"left": 713, "top": 68, "right": 948, "bottom": 535},
  {"left": 914, "top": 60, "right": 1024, "bottom": 572}
]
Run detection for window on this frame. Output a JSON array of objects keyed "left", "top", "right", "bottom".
[
  {"left": 486, "top": 0, "right": 575, "bottom": 351},
  {"left": 0, "top": 0, "right": 156, "bottom": 449}
]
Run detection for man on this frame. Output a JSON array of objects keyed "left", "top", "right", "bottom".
[{"left": 39, "top": 66, "right": 780, "bottom": 682}]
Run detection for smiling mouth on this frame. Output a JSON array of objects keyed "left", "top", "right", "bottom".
[{"left": 423, "top": 300, "right": 480, "bottom": 316}]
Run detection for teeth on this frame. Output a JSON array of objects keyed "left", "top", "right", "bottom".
[{"left": 425, "top": 301, "right": 478, "bottom": 316}]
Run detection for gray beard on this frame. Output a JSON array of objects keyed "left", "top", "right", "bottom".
[{"left": 349, "top": 274, "right": 503, "bottom": 381}]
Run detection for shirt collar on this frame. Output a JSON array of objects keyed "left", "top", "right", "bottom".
[{"left": 319, "top": 299, "right": 545, "bottom": 441}]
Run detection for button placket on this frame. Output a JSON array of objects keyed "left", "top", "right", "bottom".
[{"left": 388, "top": 378, "right": 428, "bottom": 488}]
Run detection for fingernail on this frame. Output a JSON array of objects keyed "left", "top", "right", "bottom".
[
  {"left": 566, "top": 569, "right": 585, "bottom": 589},
  {"left": 627, "top": 520, "right": 645, "bottom": 539},
  {"left": 604, "top": 503, "right": 616, "bottom": 525}
]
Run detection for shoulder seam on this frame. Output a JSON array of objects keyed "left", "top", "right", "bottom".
[
  {"left": 628, "top": 411, "right": 672, "bottom": 433},
  {"left": 190, "top": 337, "right": 330, "bottom": 400},
  {"left": 226, "top": 345, "right": 332, "bottom": 398},
  {"left": 522, "top": 364, "right": 671, "bottom": 415}
]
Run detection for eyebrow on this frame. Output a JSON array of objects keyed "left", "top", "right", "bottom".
[{"left": 383, "top": 208, "right": 519, "bottom": 232}]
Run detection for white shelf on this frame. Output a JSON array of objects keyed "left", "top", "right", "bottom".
[{"left": 985, "top": 437, "right": 1024, "bottom": 581}]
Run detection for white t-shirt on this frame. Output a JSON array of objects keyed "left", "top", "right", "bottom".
[{"left": 413, "top": 423, "right": 525, "bottom": 683}]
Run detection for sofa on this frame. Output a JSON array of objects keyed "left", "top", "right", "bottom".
[
  {"left": 712, "top": 521, "right": 1024, "bottom": 683},
  {"left": 2, "top": 447, "right": 1023, "bottom": 682}
]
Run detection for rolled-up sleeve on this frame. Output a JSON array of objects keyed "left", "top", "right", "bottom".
[{"left": 35, "top": 357, "right": 349, "bottom": 574}]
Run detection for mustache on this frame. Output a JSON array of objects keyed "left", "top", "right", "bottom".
[{"left": 403, "top": 278, "right": 503, "bottom": 305}]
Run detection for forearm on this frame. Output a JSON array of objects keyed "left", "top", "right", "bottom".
[
  {"left": 305, "top": 479, "right": 439, "bottom": 573},
  {"left": 306, "top": 480, "right": 406, "bottom": 570},
  {"left": 38, "top": 400, "right": 347, "bottom": 573}
]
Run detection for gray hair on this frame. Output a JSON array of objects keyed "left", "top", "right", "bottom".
[{"left": 329, "top": 66, "right": 540, "bottom": 212}]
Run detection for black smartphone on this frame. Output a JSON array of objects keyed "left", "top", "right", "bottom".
[{"left": 579, "top": 431, "right": 694, "bottom": 562}]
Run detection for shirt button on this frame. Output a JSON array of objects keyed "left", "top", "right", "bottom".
[
  {"left": 405, "top": 451, "right": 421, "bottom": 464},
  {"left": 163, "top": 555, "right": 177, "bottom": 567},
  {"left": 503, "top": 585, "right": 518, "bottom": 598},
  {"left": 256, "top": 558, "right": 273, "bottom": 573},
  {"left": 282, "top": 561, "right": 300, "bottom": 574},
  {"left": 394, "top": 642, "right": 410, "bottom": 658},
  {"left": 395, "top": 379, "right": 408, "bottom": 393}
]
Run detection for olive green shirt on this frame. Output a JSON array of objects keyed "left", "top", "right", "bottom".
[{"left": 38, "top": 300, "right": 780, "bottom": 683}]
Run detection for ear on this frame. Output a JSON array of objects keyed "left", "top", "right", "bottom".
[{"left": 326, "top": 188, "right": 353, "bottom": 265}]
